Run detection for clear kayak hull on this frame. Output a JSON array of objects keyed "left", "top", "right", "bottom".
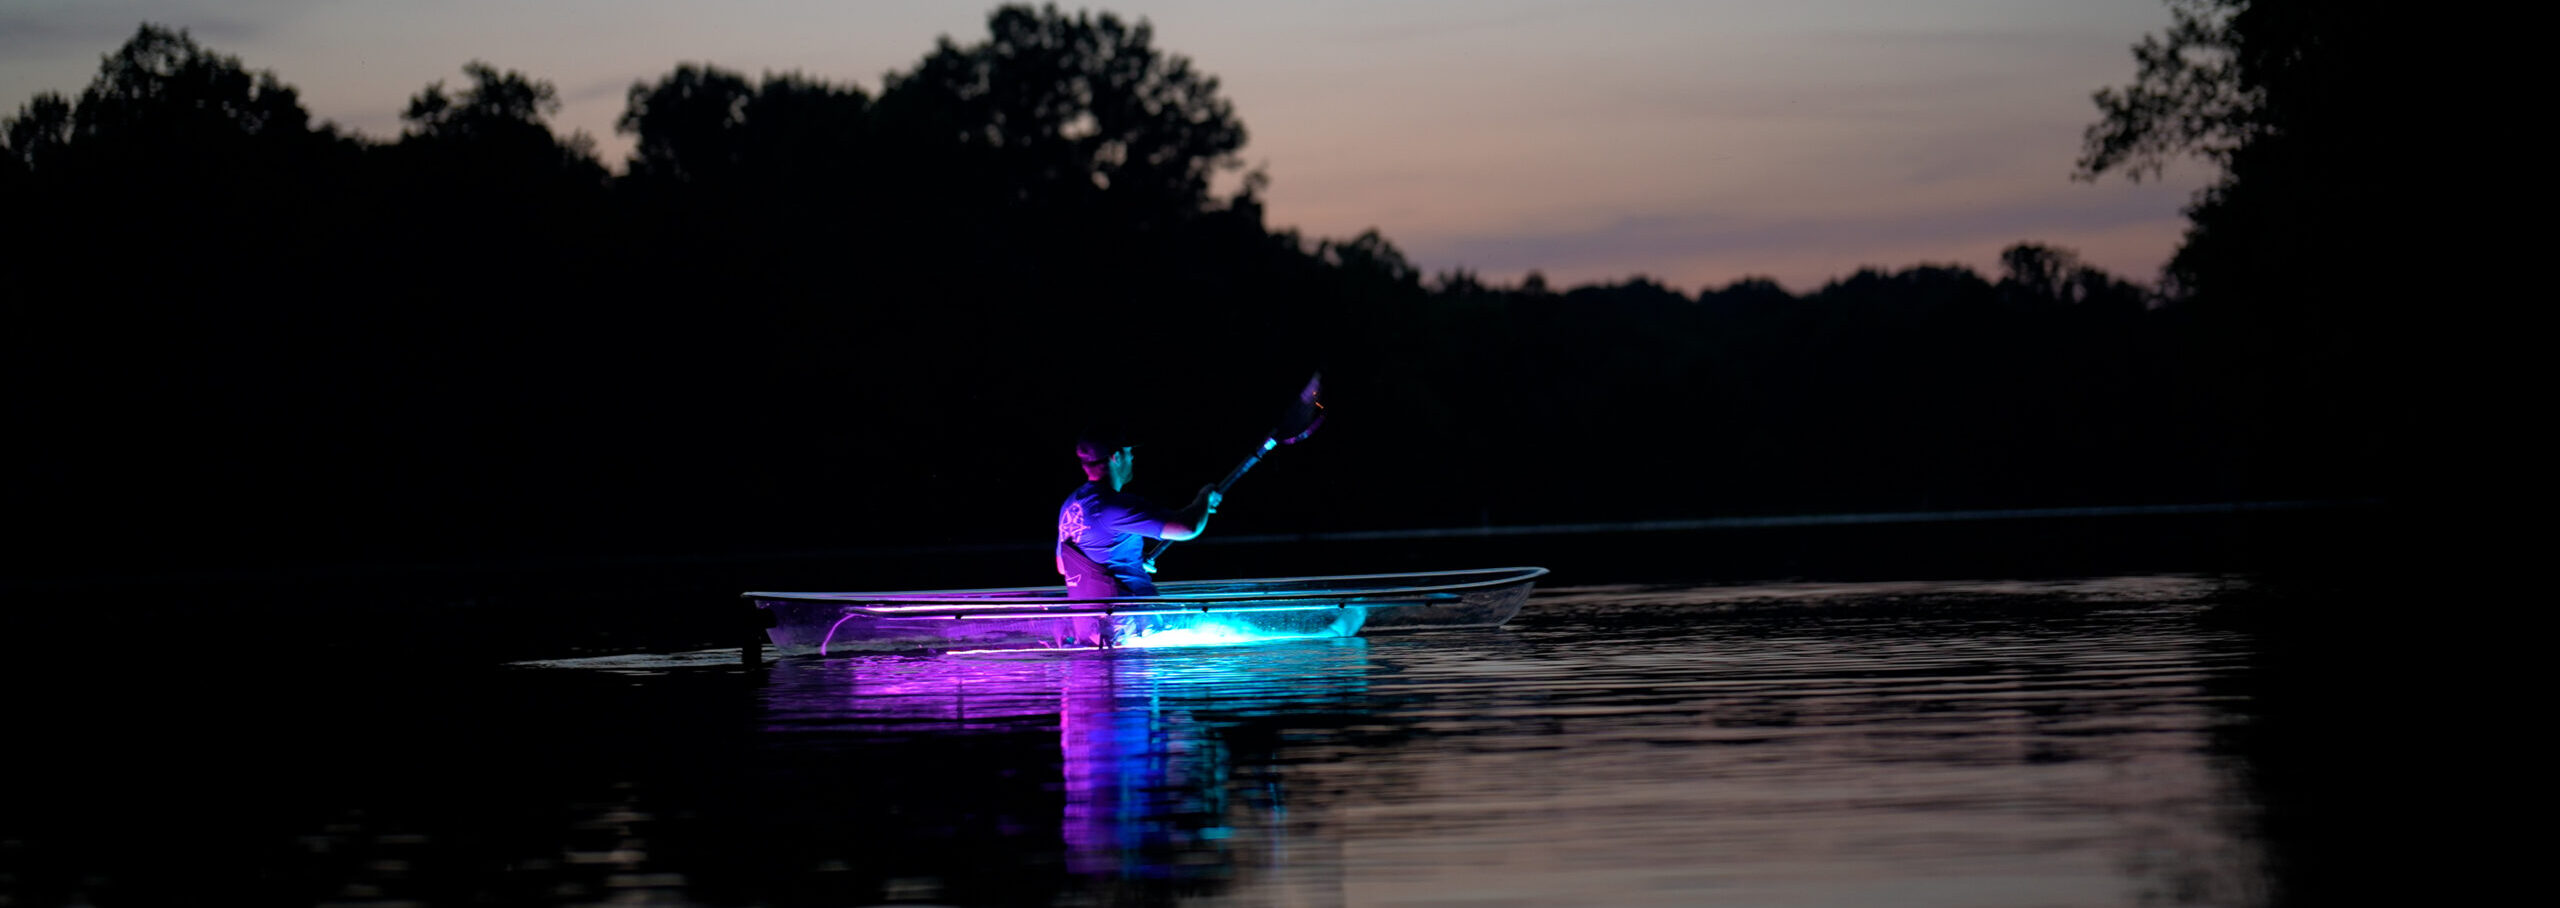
[{"left": 746, "top": 566, "right": 1546, "bottom": 656}]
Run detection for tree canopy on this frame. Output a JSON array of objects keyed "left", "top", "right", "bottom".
[
  {"left": 1, "top": 10, "right": 2323, "bottom": 581},
  {"left": 878, "top": 5, "right": 1246, "bottom": 222},
  {"left": 2077, "top": 0, "right": 2416, "bottom": 519}
]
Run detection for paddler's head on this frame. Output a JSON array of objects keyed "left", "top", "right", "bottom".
[{"left": 1074, "top": 425, "right": 1137, "bottom": 489}]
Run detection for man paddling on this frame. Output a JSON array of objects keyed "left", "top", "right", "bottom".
[{"left": 1056, "top": 425, "right": 1221, "bottom": 601}]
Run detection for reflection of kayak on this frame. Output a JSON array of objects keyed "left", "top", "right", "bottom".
[{"left": 746, "top": 566, "right": 1547, "bottom": 656}]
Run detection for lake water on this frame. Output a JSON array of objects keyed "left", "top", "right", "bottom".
[{"left": 4, "top": 572, "right": 2350, "bottom": 906}]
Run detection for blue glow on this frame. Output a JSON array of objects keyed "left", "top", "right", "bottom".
[
  {"left": 1113, "top": 607, "right": 1365, "bottom": 649},
  {"left": 1118, "top": 624, "right": 1277, "bottom": 648}
]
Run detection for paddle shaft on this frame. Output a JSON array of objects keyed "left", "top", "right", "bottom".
[
  {"left": 1145, "top": 437, "right": 1275, "bottom": 567},
  {"left": 1144, "top": 373, "right": 1324, "bottom": 572},
  {"left": 1213, "top": 437, "right": 1279, "bottom": 494}
]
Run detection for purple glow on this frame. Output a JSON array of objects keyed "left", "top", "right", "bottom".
[
  {"left": 759, "top": 639, "right": 1374, "bottom": 879},
  {"left": 948, "top": 644, "right": 1106, "bottom": 655},
  {"left": 818, "top": 612, "right": 861, "bottom": 657}
]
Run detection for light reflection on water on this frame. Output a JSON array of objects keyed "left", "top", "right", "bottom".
[
  {"left": 0, "top": 573, "right": 2290, "bottom": 906},
  {"left": 758, "top": 636, "right": 1376, "bottom": 890},
  {"left": 705, "top": 573, "right": 2267, "bottom": 905}
]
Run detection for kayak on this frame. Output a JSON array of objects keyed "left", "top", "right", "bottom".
[{"left": 745, "top": 566, "right": 1547, "bottom": 656}]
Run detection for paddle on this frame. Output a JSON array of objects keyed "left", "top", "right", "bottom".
[{"left": 1143, "top": 372, "right": 1326, "bottom": 573}]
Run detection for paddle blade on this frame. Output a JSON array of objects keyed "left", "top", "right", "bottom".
[{"left": 1274, "top": 372, "right": 1325, "bottom": 445}]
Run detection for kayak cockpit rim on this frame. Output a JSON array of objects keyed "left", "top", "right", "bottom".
[
  {"left": 743, "top": 566, "right": 1549, "bottom": 614},
  {"left": 746, "top": 565, "right": 1546, "bottom": 601},
  {"left": 746, "top": 566, "right": 1545, "bottom": 657}
]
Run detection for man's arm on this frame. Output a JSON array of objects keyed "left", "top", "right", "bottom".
[{"left": 1157, "top": 485, "right": 1223, "bottom": 541}]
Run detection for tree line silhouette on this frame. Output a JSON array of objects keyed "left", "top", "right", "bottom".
[{"left": 2, "top": 4, "right": 2391, "bottom": 579}]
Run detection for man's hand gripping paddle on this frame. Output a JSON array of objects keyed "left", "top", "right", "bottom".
[{"left": 1143, "top": 373, "right": 1325, "bottom": 574}]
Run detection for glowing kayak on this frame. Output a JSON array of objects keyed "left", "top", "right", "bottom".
[{"left": 745, "top": 566, "right": 1547, "bottom": 656}]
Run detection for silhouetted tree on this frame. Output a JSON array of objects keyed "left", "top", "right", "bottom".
[
  {"left": 620, "top": 64, "right": 756, "bottom": 184},
  {"left": 2078, "top": 0, "right": 2438, "bottom": 325},
  {"left": 2076, "top": 2, "right": 2255, "bottom": 185},
  {"left": 3, "top": 93, "right": 72, "bottom": 173},
  {"left": 875, "top": 4, "right": 1247, "bottom": 233},
  {"left": 2081, "top": 0, "right": 2406, "bottom": 501},
  {"left": 1318, "top": 229, "right": 1420, "bottom": 288},
  {"left": 0, "top": 21, "right": 352, "bottom": 290},
  {"left": 620, "top": 65, "right": 873, "bottom": 191},
  {"left": 1998, "top": 242, "right": 2148, "bottom": 313},
  {"left": 1428, "top": 267, "right": 1492, "bottom": 299},
  {"left": 1999, "top": 242, "right": 2086, "bottom": 303},
  {"left": 1697, "top": 276, "right": 1794, "bottom": 316},
  {"left": 397, "top": 61, "right": 605, "bottom": 187},
  {"left": 2, "top": 24, "right": 346, "bottom": 201},
  {"left": 70, "top": 25, "right": 314, "bottom": 148}
]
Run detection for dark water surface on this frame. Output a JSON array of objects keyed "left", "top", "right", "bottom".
[{"left": 3, "top": 572, "right": 2394, "bottom": 907}]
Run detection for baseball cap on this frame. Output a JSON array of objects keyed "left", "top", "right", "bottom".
[{"left": 1074, "top": 424, "right": 1138, "bottom": 464}]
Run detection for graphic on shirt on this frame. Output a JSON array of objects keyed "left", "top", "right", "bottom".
[
  {"left": 1058, "top": 500, "right": 1088, "bottom": 586},
  {"left": 1059, "top": 500, "right": 1088, "bottom": 541}
]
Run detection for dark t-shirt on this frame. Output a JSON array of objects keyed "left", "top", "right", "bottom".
[{"left": 1057, "top": 482, "right": 1175, "bottom": 598}]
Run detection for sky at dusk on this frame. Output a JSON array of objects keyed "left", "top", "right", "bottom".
[{"left": 1, "top": 0, "right": 2214, "bottom": 293}]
